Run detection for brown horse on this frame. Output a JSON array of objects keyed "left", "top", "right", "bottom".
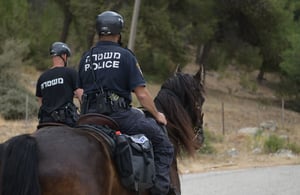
[{"left": 0, "top": 69, "right": 205, "bottom": 195}]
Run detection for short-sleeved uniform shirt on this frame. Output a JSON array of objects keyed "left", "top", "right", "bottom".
[
  {"left": 36, "top": 67, "right": 78, "bottom": 113},
  {"left": 78, "top": 41, "right": 146, "bottom": 103}
]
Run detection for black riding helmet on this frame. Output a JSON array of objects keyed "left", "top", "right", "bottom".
[
  {"left": 50, "top": 42, "right": 71, "bottom": 57},
  {"left": 96, "top": 11, "right": 124, "bottom": 35},
  {"left": 50, "top": 42, "right": 71, "bottom": 67}
]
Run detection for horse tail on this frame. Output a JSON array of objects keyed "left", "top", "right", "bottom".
[{"left": 1, "top": 134, "right": 41, "bottom": 195}]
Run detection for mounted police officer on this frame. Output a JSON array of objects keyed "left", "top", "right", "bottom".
[
  {"left": 78, "top": 11, "right": 175, "bottom": 195},
  {"left": 36, "top": 42, "right": 82, "bottom": 127}
]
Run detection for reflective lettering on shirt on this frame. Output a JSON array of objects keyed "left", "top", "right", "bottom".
[
  {"left": 41, "top": 77, "right": 64, "bottom": 89},
  {"left": 84, "top": 52, "right": 121, "bottom": 71}
]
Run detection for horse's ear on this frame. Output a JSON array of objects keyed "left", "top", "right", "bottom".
[
  {"left": 194, "top": 64, "right": 205, "bottom": 86},
  {"left": 174, "top": 65, "right": 182, "bottom": 74}
]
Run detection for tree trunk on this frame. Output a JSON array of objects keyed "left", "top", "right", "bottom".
[
  {"left": 60, "top": 9, "right": 72, "bottom": 42},
  {"left": 195, "top": 42, "right": 212, "bottom": 85},
  {"left": 196, "top": 45, "right": 204, "bottom": 65},
  {"left": 195, "top": 42, "right": 211, "bottom": 66},
  {"left": 87, "top": 31, "right": 96, "bottom": 48},
  {"left": 257, "top": 59, "right": 266, "bottom": 83}
]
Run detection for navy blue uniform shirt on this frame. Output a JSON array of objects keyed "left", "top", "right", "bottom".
[
  {"left": 78, "top": 41, "right": 146, "bottom": 103},
  {"left": 36, "top": 67, "right": 78, "bottom": 113}
]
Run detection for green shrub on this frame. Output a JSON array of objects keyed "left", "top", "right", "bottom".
[
  {"left": 198, "top": 140, "right": 216, "bottom": 154},
  {"left": 138, "top": 49, "right": 175, "bottom": 82},
  {"left": 0, "top": 39, "right": 29, "bottom": 71},
  {"left": 206, "top": 47, "right": 228, "bottom": 71},
  {"left": 204, "top": 129, "right": 224, "bottom": 143},
  {"left": 252, "top": 129, "right": 264, "bottom": 148},
  {"left": 263, "top": 135, "right": 285, "bottom": 153},
  {"left": 0, "top": 87, "right": 38, "bottom": 120},
  {"left": 0, "top": 39, "right": 38, "bottom": 120},
  {"left": 287, "top": 143, "right": 300, "bottom": 154},
  {"left": 239, "top": 73, "right": 258, "bottom": 93},
  {"left": 198, "top": 130, "right": 220, "bottom": 154}
]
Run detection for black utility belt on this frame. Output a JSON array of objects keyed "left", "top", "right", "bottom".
[
  {"left": 50, "top": 103, "right": 78, "bottom": 122},
  {"left": 81, "top": 92, "right": 129, "bottom": 114},
  {"left": 86, "top": 92, "right": 128, "bottom": 105}
]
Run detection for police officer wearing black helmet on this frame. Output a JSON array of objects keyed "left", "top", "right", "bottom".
[
  {"left": 36, "top": 42, "right": 82, "bottom": 127},
  {"left": 78, "top": 11, "right": 175, "bottom": 195}
]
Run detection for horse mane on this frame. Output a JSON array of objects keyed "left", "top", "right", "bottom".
[
  {"left": 1, "top": 134, "right": 40, "bottom": 195},
  {"left": 155, "top": 72, "right": 204, "bottom": 157}
]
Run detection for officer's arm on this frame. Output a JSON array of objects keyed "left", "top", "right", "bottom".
[
  {"left": 74, "top": 88, "right": 83, "bottom": 104},
  {"left": 37, "top": 97, "right": 42, "bottom": 106},
  {"left": 134, "top": 86, "right": 167, "bottom": 125}
]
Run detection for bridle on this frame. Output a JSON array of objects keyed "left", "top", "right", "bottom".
[
  {"left": 192, "top": 97, "right": 204, "bottom": 141},
  {"left": 193, "top": 120, "right": 204, "bottom": 141}
]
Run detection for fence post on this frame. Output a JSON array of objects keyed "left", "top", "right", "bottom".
[
  {"left": 281, "top": 98, "right": 285, "bottom": 129},
  {"left": 25, "top": 94, "right": 28, "bottom": 125},
  {"left": 221, "top": 101, "right": 225, "bottom": 135}
]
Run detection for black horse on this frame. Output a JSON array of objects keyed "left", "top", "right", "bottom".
[{"left": 0, "top": 69, "right": 205, "bottom": 195}]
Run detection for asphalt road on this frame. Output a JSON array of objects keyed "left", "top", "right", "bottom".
[{"left": 181, "top": 165, "right": 300, "bottom": 195}]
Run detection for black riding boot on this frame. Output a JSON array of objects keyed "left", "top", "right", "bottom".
[{"left": 150, "top": 147, "right": 174, "bottom": 195}]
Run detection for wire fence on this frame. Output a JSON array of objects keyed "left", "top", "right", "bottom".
[{"left": 204, "top": 98, "right": 299, "bottom": 135}]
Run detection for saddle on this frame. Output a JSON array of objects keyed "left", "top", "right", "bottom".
[
  {"left": 37, "top": 113, "right": 119, "bottom": 129},
  {"left": 37, "top": 122, "right": 67, "bottom": 129},
  {"left": 75, "top": 113, "right": 121, "bottom": 152},
  {"left": 77, "top": 113, "right": 120, "bottom": 130}
]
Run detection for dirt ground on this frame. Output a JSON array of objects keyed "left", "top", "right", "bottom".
[{"left": 0, "top": 64, "right": 299, "bottom": 174}]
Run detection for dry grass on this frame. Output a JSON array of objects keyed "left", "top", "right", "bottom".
[{"left": 0, "top": 118, "right": 37, "bottom": 143}]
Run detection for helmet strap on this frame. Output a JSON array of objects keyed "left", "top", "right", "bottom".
[
  {"left": 59, "top": 55, "right": 67, "bottom": 67},
  {"left": 118, "top": 34, "right": 123, "bottom": 47}
]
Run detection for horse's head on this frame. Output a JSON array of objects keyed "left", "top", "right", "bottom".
[
  {"left": 155, "top": 66, "right": 205, "bottom": 155},
  {"left": 174, "top": 68, "right": 205, "bottom": 148}
]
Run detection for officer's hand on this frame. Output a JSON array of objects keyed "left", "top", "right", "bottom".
[{"left": 155, "top": 112, "right": 167, "bottom": 126}]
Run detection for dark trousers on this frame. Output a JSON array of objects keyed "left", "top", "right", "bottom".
[{"left": 108, "top": 108, "right": 174, "bottom": 195}]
